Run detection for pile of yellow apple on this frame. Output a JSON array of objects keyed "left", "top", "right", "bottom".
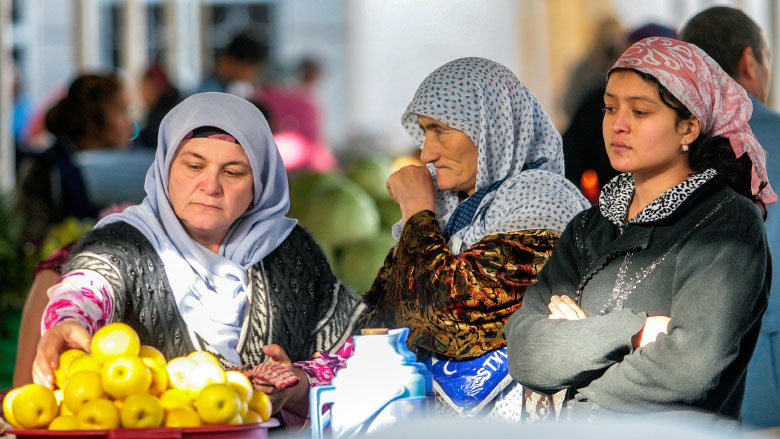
[{"left": 2, "top": 323, "right": 272, "bottom": 430}]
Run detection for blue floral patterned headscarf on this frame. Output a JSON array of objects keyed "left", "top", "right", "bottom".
[
  {"left": 98, "top": 93, "right": 296, "bottom": 364},
  {"left": 397, "top": 57, "right": 589, "bottom": 250}
]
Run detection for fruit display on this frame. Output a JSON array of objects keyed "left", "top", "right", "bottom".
[{"left": 1, "top": 322, "right": 272, "bottom": 432}]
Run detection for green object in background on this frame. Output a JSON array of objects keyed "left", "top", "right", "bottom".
[
  {"left": 0, "top": 194, "right": 33, "bottom": 310},
  {"left": 300, "top": 181, "right": 380, "bottom": 248},
  {"left": 376, "top": 197, "right": 402, "bottom": 229},
  {"left": 337, "top": 232, "right": 396, "bottom": 293},
  {"left": 39, "top": 216, "right": 95, "bottom": 262},
  {"left": 345, "top": 155, "right": 393, "bottom": 200},
  {"left": 288, "top": 172, "right": 349, "bottom": 220},
  {"left": 0, "top": 311, "right": 21, "bottom": 389}
]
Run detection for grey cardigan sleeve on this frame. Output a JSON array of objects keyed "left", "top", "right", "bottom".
[
  {"left": 577, "top": 206, "right": 769, "bottom": 410},
  {"left": 506, "top": 210, "right": 646, "bottom": 394}
]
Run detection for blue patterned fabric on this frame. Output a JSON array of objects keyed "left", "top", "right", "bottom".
[
  {"left": 443, "top": 179, "right": 505, "bottom": 240},
  {"left": 393, "top": 57, "right": 589, "bottom": 252},
  {"left": 422, "top": 349, "right": 513, "bottom": 414}
]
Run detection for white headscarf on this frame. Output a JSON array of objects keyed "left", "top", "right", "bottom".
[
  {"left": 396, "top": 57, "right": 589, "bottom": 250},
  {"left": 98, "top": 93, "right": 297, "bottom": 364}
]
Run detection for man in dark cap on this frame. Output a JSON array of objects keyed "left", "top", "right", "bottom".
[{"left": 682, "top": 6, "right": 780, "bottom": 429}]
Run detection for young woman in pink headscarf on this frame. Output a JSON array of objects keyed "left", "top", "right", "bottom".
[{"left": 506, "top": 37, "right": 776, "bottom": 421}]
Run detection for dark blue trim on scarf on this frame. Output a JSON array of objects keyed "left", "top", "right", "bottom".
[
  {"left": 443, "top": 179, "right": 506, "bottom": 240},
  {"left": 522, "top": 157, "right": 548, "bottom": 171}
]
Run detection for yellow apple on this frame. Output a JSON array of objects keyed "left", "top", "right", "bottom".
[
  {"left": 63, "top": 370, "right": 105, "bottom": 413},
  {"left": 48, "top": 415, "right": 79, "bottom": 430},
  {"left": 54, "top": 349, "right": 87, "bottom": 389},
  {"left": 226, "top": 370, "right": 253, "bottom": 405},
  {"left": 186, "top": 362, "right": 227, "bottom": 398},
  {"left": 142, "top": 357, "right": 168, "bottom": 396},
  {"left": 76, "top": 398, "right": 120, "bottom": 430},
  {"left": 66, "top": 354, "right": 102, "bottom": 378},
  {"left": 164, "top": 406, "right": 202, "bottom": 428},
  {"left": 91, "top": 322, "right": 141, "bottom": 363},
  {"left": 2, "top": 386, "right": 25, "bottom": 429},
  {"left": 166, "top": 357, "right": 197, "bottom": 391},
  {"left": 187, "top": 351, "right": 220, "bottom": 367},
  {"left": 139, "top": 345, "right": 167, "bottom": 366},
  {"left": 101, "top": 354, "right": 152, "bottom": 399},
  {"left": 120, "top": 393, "right": 164, "bottom": 428},
  {"left": 248, "top": 390, "right": 272, "bottom": 422},
  {"left": 59, "top": 401, "right": 74, "bottom": 417},
  {"left": 11, "top": 383, "right": 58, "bottom": 429},
  {"left": 227, "top": 413, "right": 243, "bottom": 425},
  {"left": 194, "top": 383, "right": 240, "bottom": 425},
  {"left": 159, "top": 388, "right": 193, "bottom": 411},
  {"left": 239, "top": 401, "right": 249, "bottom": 418},
  {"left": 243, "top": 409, "right": 262, "bottom": 424}
]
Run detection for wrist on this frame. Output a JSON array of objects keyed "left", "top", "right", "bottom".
[
  {"left": 400, "top": 200, "right": 434, "bottom": 222},
  {"left": 283, "top": 367, "right": 311, "bottom": 418}
]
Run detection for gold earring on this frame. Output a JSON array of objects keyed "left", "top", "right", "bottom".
[{"left": 681, "top": 144, "right": 689, "bottom": 152}]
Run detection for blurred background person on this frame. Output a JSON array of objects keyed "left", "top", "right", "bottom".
[
  {"left": 562, "top": 23, "right": 677, "bottom": 203},
  {"left": 561, "top": 17, "right": 624, "bottom": 121},
  {"left": 135, "top": 63, "right": 181, "bottom": 149},
  {"left": 14, "top": 73, "right": 133, "bottom": 252},
  {"left": 198, "top": 32, "right": 266, "bottom": 99},
  {"left": 259, "top": 55, "right": 338, "bottom": 172},
  {"left": 680, "top": 6, "right": 780, "bottom": 429}
]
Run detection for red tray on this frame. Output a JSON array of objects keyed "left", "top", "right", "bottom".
[{"left": 5, "top": 419, "right": 280, "bottom": 439}]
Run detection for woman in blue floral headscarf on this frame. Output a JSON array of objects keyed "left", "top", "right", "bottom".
[{"left": 359, "top": 58, "right": 589, "bottom": 420}]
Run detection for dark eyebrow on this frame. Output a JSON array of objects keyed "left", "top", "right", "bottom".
[
  {"left": 181, "top": 151, "right": 249, "bottom": 168},
  {"left": 603, "top": 91, "right": 660, "bottom": 105}
]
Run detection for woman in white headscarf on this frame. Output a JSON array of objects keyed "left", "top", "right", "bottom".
[
  {"left": 32, "top": 92, "right": 365, "bottom": 420},
  {"left": 359, "top": 58, "right": 589, "bottom": 420}
]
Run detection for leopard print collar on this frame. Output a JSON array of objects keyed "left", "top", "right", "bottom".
[{"left": 599, "top": 169, "right": 718, "bottom": 228}]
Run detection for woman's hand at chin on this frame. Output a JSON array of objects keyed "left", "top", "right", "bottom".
[{"left": 386, "top": 165, "right": 435, "bottom": 222}]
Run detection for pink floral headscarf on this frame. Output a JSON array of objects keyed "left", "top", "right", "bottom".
[{"left": 610, "top": 37, "right": 777, "bottom": 205}]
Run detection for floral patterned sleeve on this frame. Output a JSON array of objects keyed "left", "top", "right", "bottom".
[
  {"left": 293, "top": 337, "right": 355, "bottom": 387},
  {"left": 359, "top": 210, "right": 559, "bottom": 359},
  {"left": 41, "top": 270, "right": 114, "bottom": 335}
]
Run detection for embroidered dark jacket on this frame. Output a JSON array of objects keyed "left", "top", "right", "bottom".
[
  {"left": 360, "top": 210, "right": 560, "bottom": 359},
  {"left": 506, "top": 173, "right": 770, "bottom": 420},
  {"left": 65, "top": 222, "right": 366, "bottom": 367}
]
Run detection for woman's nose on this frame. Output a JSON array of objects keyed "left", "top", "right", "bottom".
[
  {"left": 611, "top": 109, "right": 629, "bottom": 133},
  {"left": 199, "top": 170, "right": 221, "bottom": 194},
  {"left": 420, "top": 133, "right": 439, "bottom": 163}
]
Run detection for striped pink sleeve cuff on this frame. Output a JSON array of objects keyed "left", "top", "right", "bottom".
[{"left": 41, "top": 270, "right": 114, "bottom": 335}]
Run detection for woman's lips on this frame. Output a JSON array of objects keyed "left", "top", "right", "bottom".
[
  {"left": 193, "top": 203, "right": 220, "bottom": 210},
  {"left": 610, "top": 141, "right": 631, "bottom": 152}
]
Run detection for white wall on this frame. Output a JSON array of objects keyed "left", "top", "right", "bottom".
[
  {"left": 345, "top": 0, "right": 519, "bottom": 155},
  {"left": 21, "top": 0, "right": 74, "bottom": 105}
]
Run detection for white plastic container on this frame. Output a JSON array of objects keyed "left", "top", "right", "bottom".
[{"left": 309, "top": 328, "right": 433, "bottom": 438}]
